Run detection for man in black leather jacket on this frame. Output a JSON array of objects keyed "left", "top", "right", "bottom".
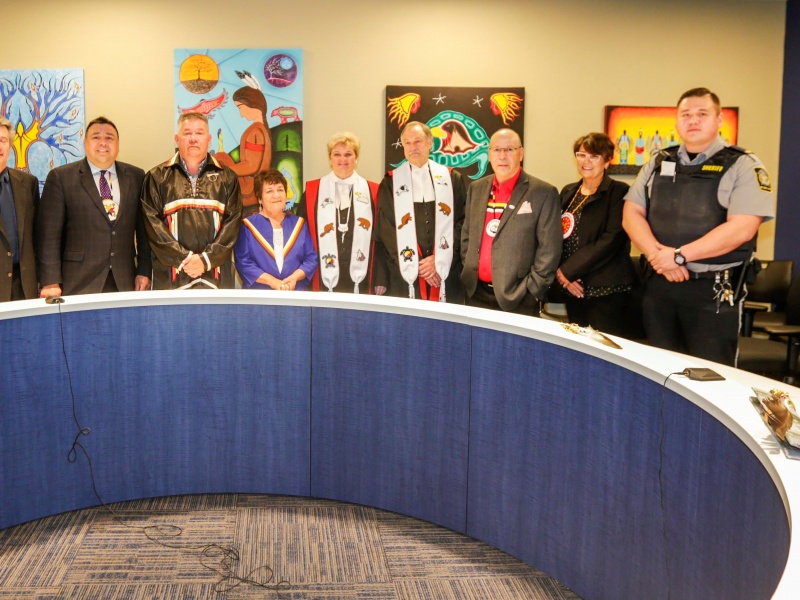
[{"left": 141, "top": 112, "right": 242, "bottom": 289}]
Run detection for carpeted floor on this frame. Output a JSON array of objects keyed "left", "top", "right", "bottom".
[{"left": 0, "top": 495, "right": 582, "bottom": 599}]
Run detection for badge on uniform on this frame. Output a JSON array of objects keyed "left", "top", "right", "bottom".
[
  {"left": 660, "top": 161, "right": 676, "bottom": 177},
  {"left": 754, "top": 167, "right": 772, "bottom": 192}
]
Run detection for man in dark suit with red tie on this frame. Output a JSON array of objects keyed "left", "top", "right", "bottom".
[
  {"left": 0, "top": 116, "right": 40, "bottom": 302},
  {"left": 38, "top": 116, "right": 151, "bottom": 297}
]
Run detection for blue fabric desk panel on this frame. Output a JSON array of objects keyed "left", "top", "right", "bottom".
[
  {"left": 310, "top": 307, "right": 470, "bottom": 532},
  {"left": 0, "top": 304, "right": 311, "bottom": 527},
  {"left": 466, "top": 328, "right": 789, "bottom": 600},
  {"left": 0, "top": 294, "right": 792, "bottom": 599}
]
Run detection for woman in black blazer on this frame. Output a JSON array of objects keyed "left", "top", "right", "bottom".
[{"left": 555, "top": 132, "right": 637, "bottom": 336}]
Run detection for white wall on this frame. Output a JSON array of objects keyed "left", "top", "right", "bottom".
[{"left": 4, "top": 0, "right": 786, "bottom": 255}]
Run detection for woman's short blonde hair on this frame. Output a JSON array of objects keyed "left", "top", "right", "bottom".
[{"left": 327, "top": 132, "right": 360, "bottom": 159}]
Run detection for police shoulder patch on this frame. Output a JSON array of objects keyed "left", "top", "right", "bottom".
[{"left": 754, "top": 167, "right": 772, "bottom": 192}]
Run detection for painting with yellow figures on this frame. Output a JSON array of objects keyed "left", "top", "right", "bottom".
[
  {"left": 604, "top": 105, "right": 739, "bottom": 174},
  {"left": 0, "top": 69, "right": 86, "bottom": 193}
]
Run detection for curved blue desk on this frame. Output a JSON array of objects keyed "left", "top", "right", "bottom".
[{"left": 1, "top": 292, "right": 797, "bottom": 599}]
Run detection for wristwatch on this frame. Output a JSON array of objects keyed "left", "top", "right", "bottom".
[{"left": 674, "top": 247, "right": 686, "bottom": 266}]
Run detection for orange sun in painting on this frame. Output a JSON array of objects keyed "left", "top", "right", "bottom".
[{"left": 179, "top": 54, "right": 220, "bottom": 95}]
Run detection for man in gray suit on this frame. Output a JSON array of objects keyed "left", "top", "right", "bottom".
[
  {"left": 461, "top": 129, "right": 562, "bottom": 315},
  {"left": 0, "top": 116, "right": 39, "bottom": 302},
  {"left": 38, "top": 116, "right": 151, "bottom": 297}
]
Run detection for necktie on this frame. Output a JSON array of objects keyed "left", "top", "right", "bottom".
[
  {"left": 99, "top": 170, "right": 117, "bottom": 221},
  {"left": 99, "top": 170, "right": 112, "bottom": 199},
  {"left": 0, "top": 173, "right": 20, "bottom": 264}
]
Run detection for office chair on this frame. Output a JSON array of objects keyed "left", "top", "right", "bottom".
[
  {"left": 738, "top": 273, "right": 800, "bottom": 384},
  {"left": 741, "top": 259, "right": 795, "bottom": 337}
]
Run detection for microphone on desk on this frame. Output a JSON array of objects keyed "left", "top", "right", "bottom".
[
  {"left": 681, "top": 368, "right": 725, "bottom": 382},
  {"left": 45, "top": 296, "right": 65, "bottom": 305}
]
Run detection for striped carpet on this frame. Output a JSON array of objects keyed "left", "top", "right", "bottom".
[{"left": 0, "top": 495, "right": 582, "bottom": 599}]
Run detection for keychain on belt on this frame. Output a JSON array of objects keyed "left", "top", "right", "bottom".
[{"left": 712, "top": 269, "right": 734, "bottom": 313}]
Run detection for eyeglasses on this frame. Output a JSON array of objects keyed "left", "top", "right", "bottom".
[
  {"left": 490, "top": 147, "right": 520, "bottom": 156},
  {"left": 575, "top": 152, "right": 604, "bottom": 163}
]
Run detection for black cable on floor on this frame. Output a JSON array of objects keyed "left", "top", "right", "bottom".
[{"left": 54, "top": 300, "right": 290, "bottom": 595}]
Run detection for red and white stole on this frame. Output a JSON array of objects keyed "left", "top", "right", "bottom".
[{"left": 316, "top": 172, "right": 373, "bottom": 293}]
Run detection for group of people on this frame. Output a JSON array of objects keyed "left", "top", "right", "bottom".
[{"left": 0, "top": 87, "right": 774, "bottom": 367}]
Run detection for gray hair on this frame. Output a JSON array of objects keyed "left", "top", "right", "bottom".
[
  {"left": 177, "top": 112, "right": 209, "bottom": 128},
  {"left": 0, "top": 116, "right": 14, "bottom": 142},
  {"left": 401, "top": 121, "right": 432, "bottom": 143}
]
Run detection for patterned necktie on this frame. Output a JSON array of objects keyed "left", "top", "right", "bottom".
[
  {"left": 99, "top": 170, "right": 117, "bottom": 221},
  {"left": 99, "top": 170, "right": 112, "bottom": 199}
]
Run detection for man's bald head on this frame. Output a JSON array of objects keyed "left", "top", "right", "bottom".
[{"left": 489, "top": 129, "right": 524, "bottom": 183}]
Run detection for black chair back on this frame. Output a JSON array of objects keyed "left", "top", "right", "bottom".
[
  {"left": 747, "top": 259, "right": 795, "bottom": 310},
  {"left": 785, "top": 274, "right": 800, "bottom": 326}
]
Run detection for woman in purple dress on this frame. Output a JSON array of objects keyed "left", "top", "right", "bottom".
[{"left": 234, "top": 169, "right": 317, "bottom": 290}]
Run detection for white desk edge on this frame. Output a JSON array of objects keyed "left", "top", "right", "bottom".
[{"left": 2, "top": 290, "right": 797, "bottom": 598}]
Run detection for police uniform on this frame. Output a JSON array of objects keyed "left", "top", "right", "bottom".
[{"left": 625, "top": 137, "right": 774, "bottom": 365}]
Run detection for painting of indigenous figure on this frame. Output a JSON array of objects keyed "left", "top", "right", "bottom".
[
  {"left": 175, "top": 49, "right": 303, "bottom": 214},
  {"left": 384, "top": 86, "right": 525, "bottom": 184},
  {"left": 604, "top": 105, "right": 739, "bottom": 174},
  {"left": 0, "top": 69, "right": 85, "bottom": 193}
]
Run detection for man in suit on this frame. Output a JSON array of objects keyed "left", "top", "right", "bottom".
[
  {"left": 38, "top": 116, "right": 151, "bottom": 297},
  {"left": 0, "top": 116, "right": 40, "bottom": 302},
  {"left": 372, "top": 121, "right": 466, "bottom": 302},
  {"left": 461, "top": 129, "right": 562, "bottom": 315}
]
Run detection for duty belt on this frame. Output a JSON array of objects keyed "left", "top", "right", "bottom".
[{"left": 688, "top": 264, "right": 744, "bottom": 280}]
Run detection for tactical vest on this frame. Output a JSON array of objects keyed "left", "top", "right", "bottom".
[{"left": 646, "top": 146, "right": 754, "bottom": 265}]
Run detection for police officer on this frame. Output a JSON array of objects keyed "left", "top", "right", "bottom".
[{"left": 623, "top": 87, "right": 774, "bottom": 366}]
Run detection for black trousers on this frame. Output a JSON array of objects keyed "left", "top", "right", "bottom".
[
  {"left": 641, "top": 275, "right": 740, "bottom": 366},
  {"left": 467, "top": 281, "right": 540, "bottom": 317},
  {"left": 565, "top": 292, "right": 631, "bottom": 337},
  {"left": 102, "top": 270, "right": 119, "bottom": 293}
]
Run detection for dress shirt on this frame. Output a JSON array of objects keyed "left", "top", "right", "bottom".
[
  {"left": 88, "top": 161, "right": 121, "bottom": 217},
  {"left": 411, "top": 163, "right": 435, "bottom": 203}
]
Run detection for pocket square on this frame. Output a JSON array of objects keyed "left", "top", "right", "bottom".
[{"left": 517, "top": 201, "right": 533, "bottom": 215}]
